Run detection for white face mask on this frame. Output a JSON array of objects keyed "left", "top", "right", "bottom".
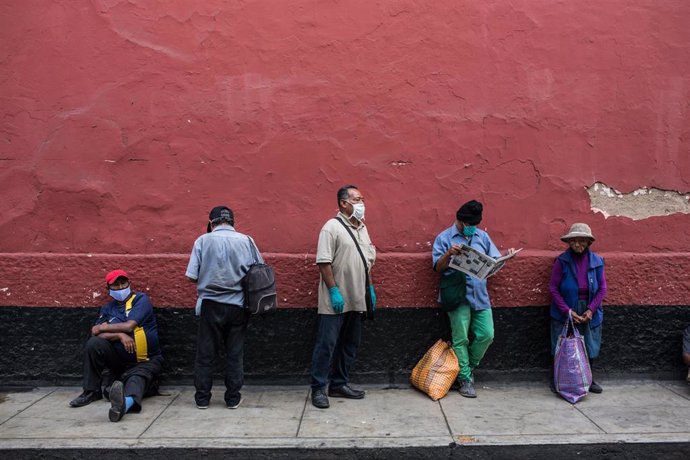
[{"left": 349, "top": 202, "right": 365, "bottom": 221}]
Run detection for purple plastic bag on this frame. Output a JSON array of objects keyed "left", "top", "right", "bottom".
[{"left": 553, "top": 311, "right": 592, "bottom": 404}]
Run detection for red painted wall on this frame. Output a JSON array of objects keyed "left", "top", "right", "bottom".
[{"left": 1, "top": 1, "right": 689, "bottom": 307}]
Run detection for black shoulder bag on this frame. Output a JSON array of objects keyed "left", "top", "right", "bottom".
[
  {"left": 241, "top": 236, "right": 278, "bottom": 315},
  {"left": 336, "top": 217, "right": 375, "bottom": 320}
]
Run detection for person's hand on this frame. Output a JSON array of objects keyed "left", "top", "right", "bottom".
[
  {"left": 120, "top": 334, "right": 136, "bottom": 354},
  {"left": 581, "top": 309, "right": 593, "bottom": 323},
  {"left": 329, "top": 286, "right": 345, "bottom": 314},
  {"left": 570, "top": 310, "right": 584, "bottom": 324},
  {"left": 91, "top": 324, "right": 103, "bottom": 336},
  {"left": 369, "top": 285, "right": 376, "bottom": 312},
  {"left": 447, "top": 244, "right": 464, "bottom": 257}
]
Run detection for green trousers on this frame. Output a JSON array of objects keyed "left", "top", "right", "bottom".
[{"left": 447, "top": 305, "right": 494, "bottom": 382}]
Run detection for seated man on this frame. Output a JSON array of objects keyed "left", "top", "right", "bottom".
[
  {"left": 69, "top": 269, "right": 164, "bottom": 422},
  {"left": 683, "top": 326, "right": 690, "bottom": 383}
]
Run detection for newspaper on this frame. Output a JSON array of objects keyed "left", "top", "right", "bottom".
[{"left": 448, "top": 245, "right": 522, "bottom": 280}]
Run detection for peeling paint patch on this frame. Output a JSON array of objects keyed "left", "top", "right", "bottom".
[{"left": 588, "top": 182, "right": 690, "bottom": 220}]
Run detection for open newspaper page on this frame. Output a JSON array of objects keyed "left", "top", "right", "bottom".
[{"left": 448, "top": 245, "right": 522, "bottom": 280}]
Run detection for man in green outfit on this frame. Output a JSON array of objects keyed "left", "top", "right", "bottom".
[{"left": 432, "top": 200, "right": 511, "bottom": 398}]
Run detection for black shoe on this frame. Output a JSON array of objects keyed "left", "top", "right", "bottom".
[
  {"left": 311, "top": 388, "right": 330, "bottom": 409},
  {"left": 69, "top": 390, "right": 102, "bottom": 408},
  {"left": 458, "top": 380, "right": 477, "bottom": 398},
  {"left": 108, "top": 381, "right": 126, "bottom": 422},
  {"left": 195, "top": 390, "right": 211, "bottom": 409},
  {"left": 589, "top": 381, "right": 603, "bottom": 394},
  {"left": 226, "top": 397, "right": 242, "bottom": 409},
  {"left": 328, "top": 384, "right": 365, "bottom": 399}
]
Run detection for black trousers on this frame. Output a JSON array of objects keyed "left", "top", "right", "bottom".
[
  {"left": 194, "top": 299, "right": 250, "bottom": 405},
  {"left": 82, "top": 336, "right": 162, "bottom": 411}
]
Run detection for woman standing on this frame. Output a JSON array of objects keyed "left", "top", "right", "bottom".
[{"left": 549, "top": 223, "right": 607, "bottom": 394}]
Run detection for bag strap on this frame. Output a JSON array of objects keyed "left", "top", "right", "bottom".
[
  {"left": 561, "top": 310, "right": 582, "bottom": 338},
  {"left": 336, "top": 217, "right": 370, "bottom": 287},
  {"left": 246, "top": 236, "right": 260, "bottom": 264}
]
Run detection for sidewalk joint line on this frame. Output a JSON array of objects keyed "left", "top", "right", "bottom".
[
  {"left": 295, "top": 388, "right": 310, "bottom": 438},
  {"left": 138, "top": 391, "right": 181, "bottom": 438},
  {"left": 0, "top": 388, "right": 56, "bottom": 427},
  {"left": 573, "top": 403, "right": 607, "bottom": 434},
  {"left": 657, "top": 381, "right": 690, "bottom": 403},
  {"left": 438, "top": 398, "right": 458, "bottom": 443}
]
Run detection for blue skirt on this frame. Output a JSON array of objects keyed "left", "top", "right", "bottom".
[{"left": 550, "top": 300, "right": 602, "bottom": 359}]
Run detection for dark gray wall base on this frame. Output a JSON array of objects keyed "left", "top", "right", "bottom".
[{"left": 1, "top": 306, "right": 689, "bottom": 386}]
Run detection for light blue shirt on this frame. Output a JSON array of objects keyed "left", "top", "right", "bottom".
[
  {"left": 186, "top": 225, "right": 263, "bottom": 314},
  {"left": 432, "top": 223, "right": 501, "bottom": 311}
]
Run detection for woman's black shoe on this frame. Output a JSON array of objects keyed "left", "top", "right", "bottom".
[{"left": 589, "top": 381, "right": 603, "bottom": 394}]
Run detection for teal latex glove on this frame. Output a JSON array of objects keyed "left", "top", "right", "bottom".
[
  {"left": 329, "top": 286, "right": 345, "bottom": 313},
  {"left": 369, "top": 285, "right": 376, "bottom": 311}
]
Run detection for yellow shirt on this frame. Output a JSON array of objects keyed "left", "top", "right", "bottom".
[{"left": 316, "top": 212, "right": 376, "bottom": 314}]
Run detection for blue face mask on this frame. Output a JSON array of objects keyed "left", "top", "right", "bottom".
[
  {"left": 109, "top": 287, "right": 131, "bottom": 302},
  {"left": 463, "top": 225, "right": 477, "bottom": 237}
]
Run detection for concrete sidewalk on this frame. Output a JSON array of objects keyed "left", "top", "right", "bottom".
[{"left": 1, "top": 380, "right": 690, "bottom": 458}]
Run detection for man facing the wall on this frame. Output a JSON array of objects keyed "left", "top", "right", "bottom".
[
  {"left": 186, "top": 205, "right": 263, "bottom": 410},
  {"left": 310, "top": 185, "right": 377, "bottom": 409}
]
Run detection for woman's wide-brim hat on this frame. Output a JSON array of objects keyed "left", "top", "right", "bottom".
[{"left": 561, "top": 223, "right": 595, "bottom": 242}]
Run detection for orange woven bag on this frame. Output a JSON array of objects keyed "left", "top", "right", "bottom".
[{"left": 410, "top": 339, "right": 459, "bottom": 401}]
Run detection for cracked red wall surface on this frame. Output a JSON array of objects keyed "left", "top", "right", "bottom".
[{"left": 1, "top": 1, "right": 689, "bottom": 307}]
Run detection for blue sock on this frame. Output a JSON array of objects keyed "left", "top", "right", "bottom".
[{"left": 125, "top": 396, "right": 134, "bottom": 412}]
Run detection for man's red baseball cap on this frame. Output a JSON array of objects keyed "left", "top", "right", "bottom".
[{"left": 105, "top": 269, "right": 129, "bottom": 285}]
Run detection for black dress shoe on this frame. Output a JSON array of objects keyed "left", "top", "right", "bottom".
[
  {"left": 69, "top": 390, "right": 103, "bottom": 408},
  {"left": 108, "top": 381, "right": 126, "bottom": 422},
  {"left": 328, "top": 384, "right": 365, "bottom": 399},
  {"left": 311, "top": 388, "right": 330, "bottom": 409}
]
